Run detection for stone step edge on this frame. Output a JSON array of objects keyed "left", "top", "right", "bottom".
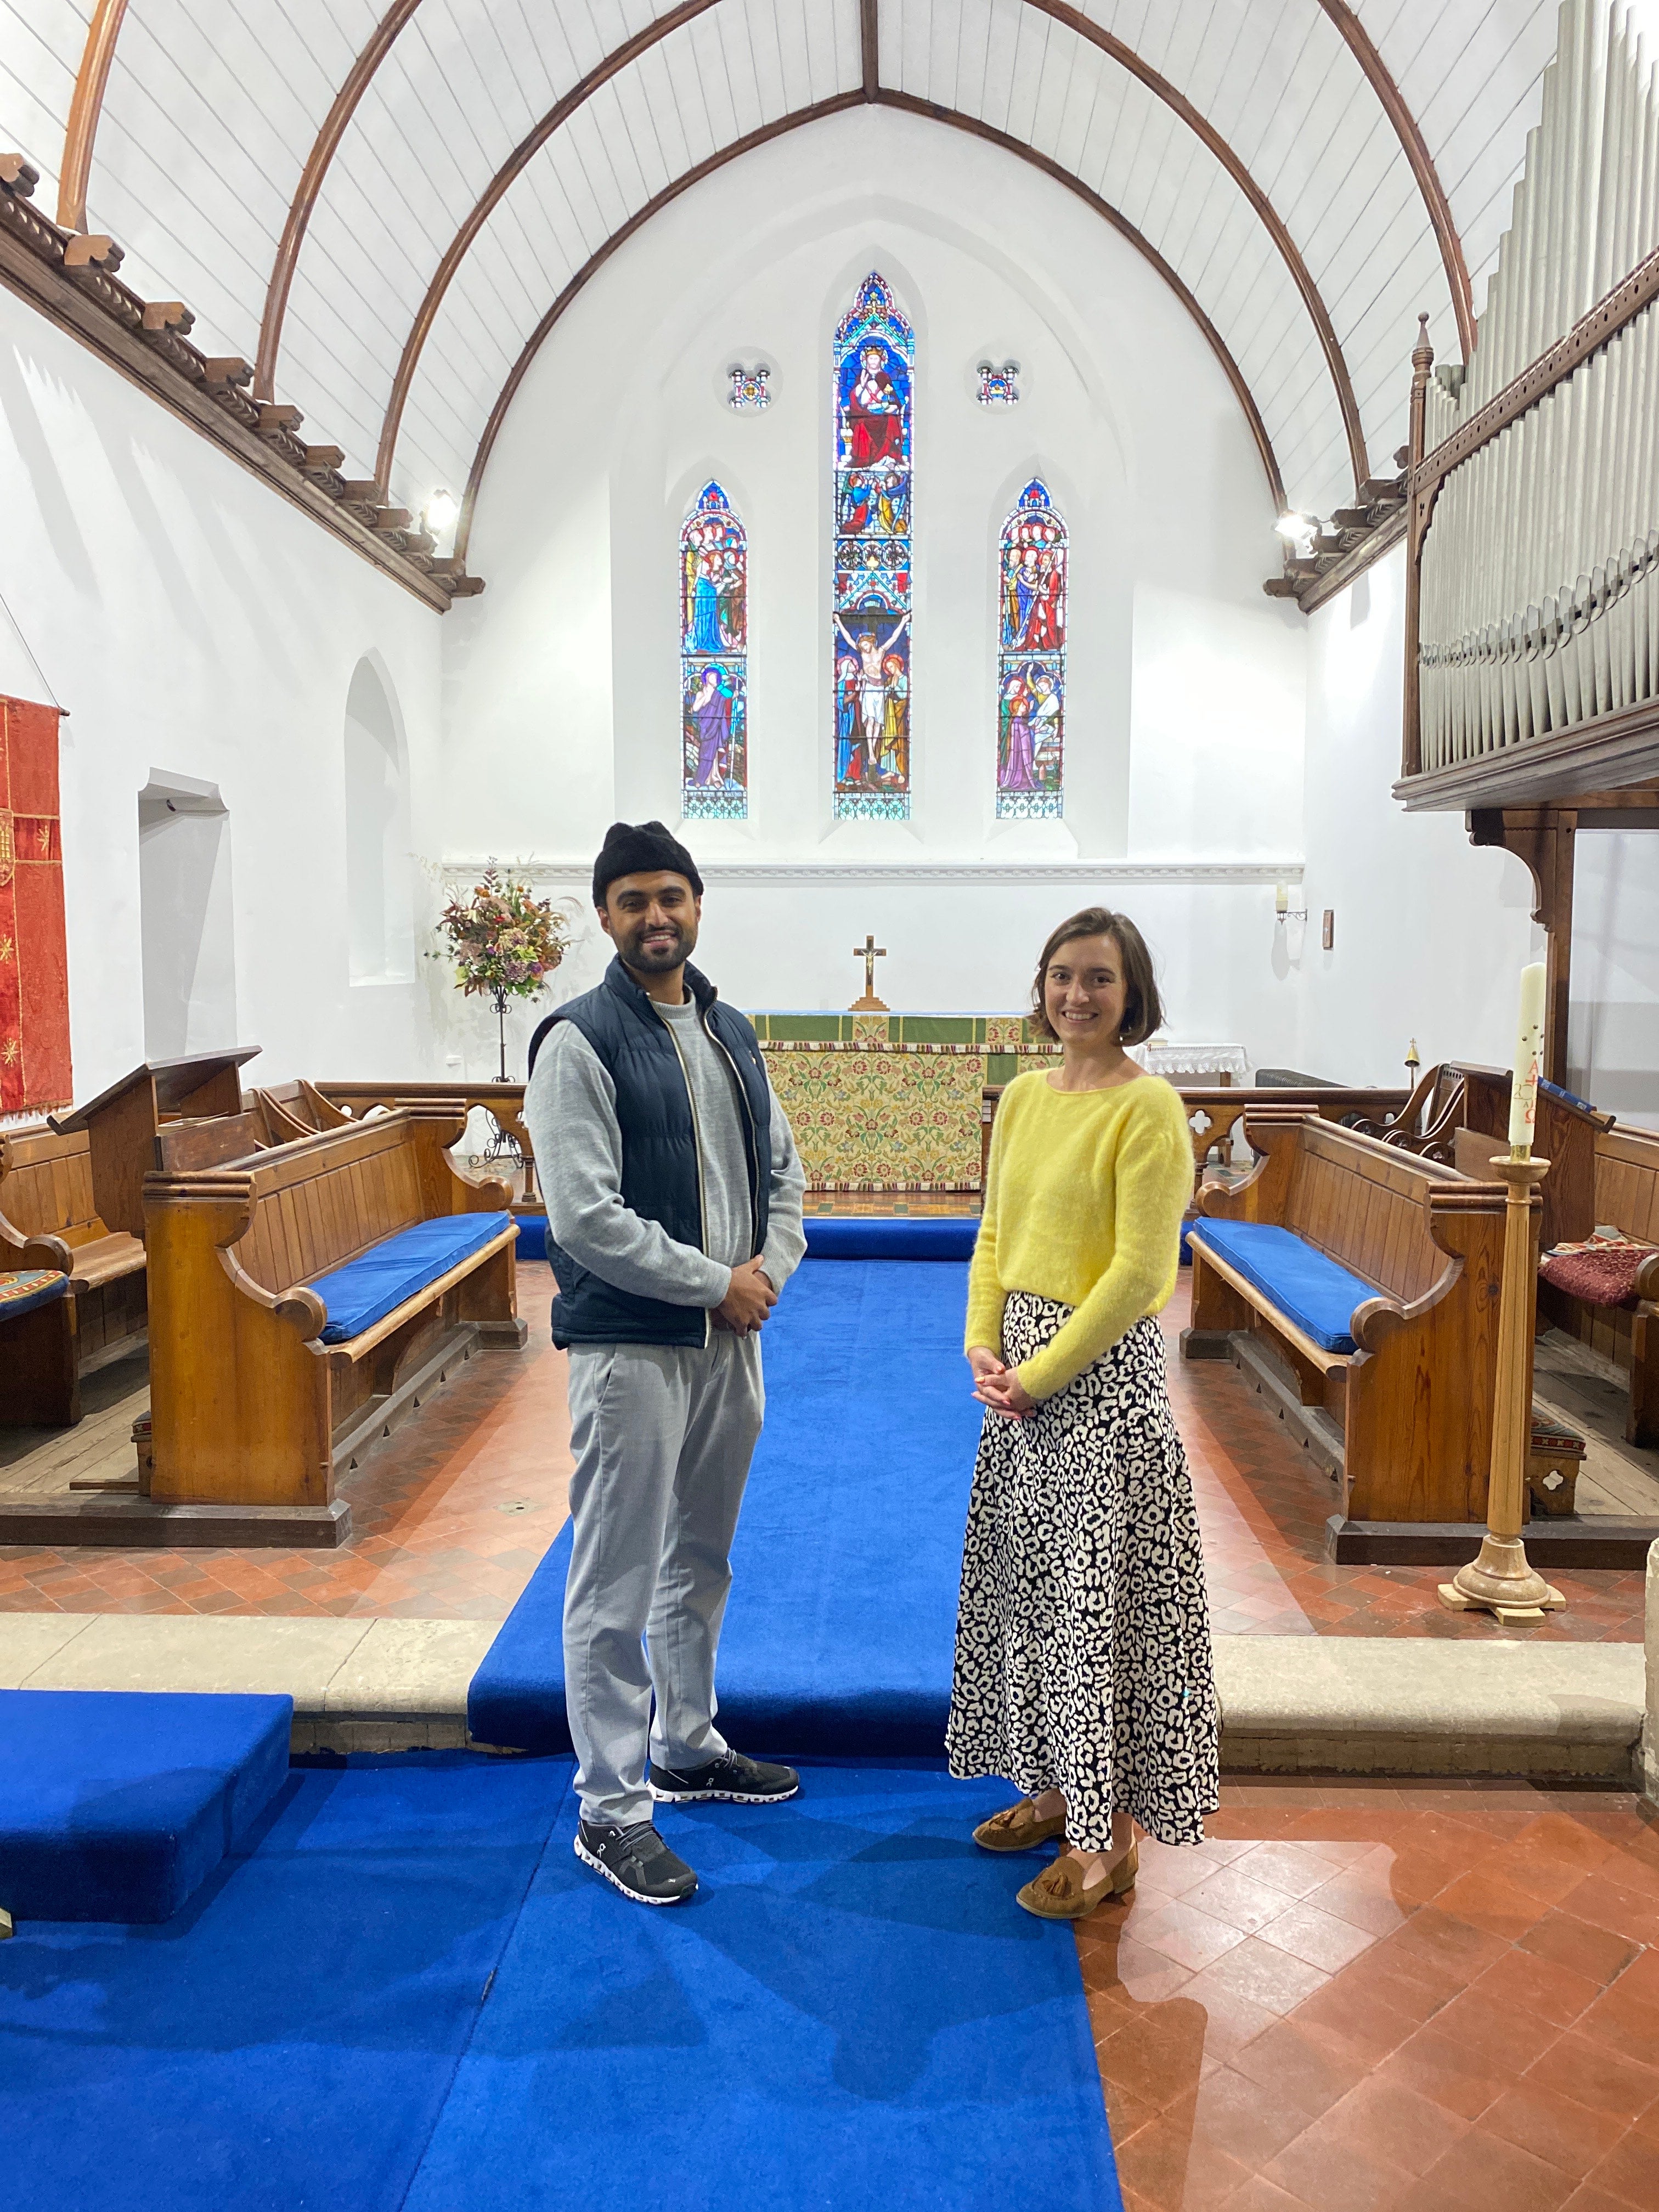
[{"left": 3, "top": 1617, "right": 1649, "bottom": 1779}]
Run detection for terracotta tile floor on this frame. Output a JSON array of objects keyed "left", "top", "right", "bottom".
[
  {"left": 1160, "top": 1282, "right": 1647, "bottom": 1644},
  {"left": 0, "top": 1261, "right": 1646, "bottom": 1635},
  {"left": 0, "top": 1262, "right": 573, "bottom": 1621},
  {"left": 1084, "top": 1775, "right": 1659, "bottom": 2211}
]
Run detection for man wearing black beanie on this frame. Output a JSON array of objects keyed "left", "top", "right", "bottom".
[{"left": 523, "top": 822, "right": 806, "bottom": 1906}]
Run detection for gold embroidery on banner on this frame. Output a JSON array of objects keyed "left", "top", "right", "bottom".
[{"left": 0, "top": 811, "right": 13, "bottom": 888}]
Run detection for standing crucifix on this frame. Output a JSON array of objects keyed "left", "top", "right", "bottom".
[{"left": 850, "top": 932, "right": 889, "bottom": 1013}]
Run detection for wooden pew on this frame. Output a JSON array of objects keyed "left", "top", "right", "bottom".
[
  {"left": 0, "top": 1122, "right": 147, "bottom": 1425},
  {"left": 317, "top": 1081, "right": 539, "bottom": 1203},
  {"left": 979, "top": 1082, "right": 1411, "bottom": 1203},
  {"left": 143, "top": 1107, "right": 526, "bottom": 1530},
  {"left": 1183, "top": 1114, "right": 1516, "bottom": 1560},
  {"left": 1370, "top": 1060, "right": 1611, "bottom": 1252},
  {"left": 1538, "top": 1121, "right": 1659, "bottom": 1447},
  {"left": 48, "top": 1049, "right": 261, "bottom": 1239},
  {"left": 252, "top": 1079, "right": 352, "bottom": 1142}
]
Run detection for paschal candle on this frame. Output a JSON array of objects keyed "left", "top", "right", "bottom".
[{"left": 1508, "top": 962, "right": 1547, "bottom": 1152}]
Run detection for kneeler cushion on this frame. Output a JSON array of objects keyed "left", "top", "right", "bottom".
[
  {"left": 0, "top": 1267, "right": 69, "bottom": 1319},
  {"left": 0, "top": 1689, "right": 292, "bottom": 1923},
  {"left": 1188, "top": 1218, "right": 1379, "bottom": 1354},
  {"left": 307, "top": 1211, "right": 513, "bottom": 1344}
]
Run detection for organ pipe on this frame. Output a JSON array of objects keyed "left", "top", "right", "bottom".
[{"left": 1409, "top": 0, "right": 1659, "bottom": 777}]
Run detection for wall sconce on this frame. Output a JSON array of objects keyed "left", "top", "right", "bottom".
[{"left": 1274, "top": 882, "right": 1307, "bottom": 927}]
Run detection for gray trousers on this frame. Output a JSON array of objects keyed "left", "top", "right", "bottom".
[{"left": 562, "top": 1331, "right": 765, "bottom": 1828}]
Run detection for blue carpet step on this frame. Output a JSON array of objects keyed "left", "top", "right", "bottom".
[
  {"left": 470, "top": 1255, "right": 981, "bottom": 1756},
  {"left": 0, "top": 1689, "right": 293, "bottom": 1923},
  {"left": 514, "top": 1214, "right": 981, "bottom": 1264}
]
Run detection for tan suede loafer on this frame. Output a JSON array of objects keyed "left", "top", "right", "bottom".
[
  {"left": 1016, "top": 1842, "right": 1138, "bottom": 1920},
  {"left": 972, "top": 1798, "right": 1068, "bottom": 1854}
]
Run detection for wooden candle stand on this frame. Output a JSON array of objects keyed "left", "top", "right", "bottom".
[{"left": 1439, "top": 1152, "right": 1566, "bottom": 1622}]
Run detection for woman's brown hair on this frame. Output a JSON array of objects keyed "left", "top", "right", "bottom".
[{"left": 1030, "top": 908, "right": 1164, "bottom": 1046}]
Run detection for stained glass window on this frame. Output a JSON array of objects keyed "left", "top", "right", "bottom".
[
  {"left": 680, "top": 481, "right": 747, "bottom": 821},
  {"left": 832, "top": 272, "right": 913, "bottom": 821},
  {"left": 996, "top": 479, "right": 1067, "bottom": 819}
]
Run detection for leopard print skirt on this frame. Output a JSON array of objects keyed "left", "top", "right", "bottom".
[{"left": 946, "top": 1297, "right": 1220, "bottom": 1851}]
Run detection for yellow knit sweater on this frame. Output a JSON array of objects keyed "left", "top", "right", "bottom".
[{"left": 965, "top": 1069, "right": 1193, "bottom": 1401}]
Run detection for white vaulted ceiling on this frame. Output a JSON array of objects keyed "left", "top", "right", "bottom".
[{"left": 0, "top": 1, "right": 1571, "bottom": 547}]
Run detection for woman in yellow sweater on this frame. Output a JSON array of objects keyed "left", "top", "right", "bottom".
[{"left": 947, "top": 907, "right": 1218, "bottom": 1919}]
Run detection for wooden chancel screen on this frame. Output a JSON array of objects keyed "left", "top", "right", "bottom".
[{"left": 1399, "top": 0, "right": 1659, "bottom": 1082}]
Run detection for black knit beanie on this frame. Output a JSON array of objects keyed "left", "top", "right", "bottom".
[{"left": 591, "top": 820, "right": 704, "bottom": 907}]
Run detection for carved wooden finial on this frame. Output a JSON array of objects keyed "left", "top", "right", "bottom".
[{"left": 1412, "top": 312, "right": 1435, "bottom": 376}]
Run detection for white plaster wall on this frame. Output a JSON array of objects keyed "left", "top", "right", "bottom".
[
  {"left": 1299, "top": 545, "right": 1539, "bottom": 1085},
  {"left": 1569, "top": 831, "right": 1659, "bottom": 1129},
  {"left": 443, "top": 108, "right": 1307, "bottom": 1054},
  {"left": 0, "top": 284, "right": 444, "bottom": 1104}
]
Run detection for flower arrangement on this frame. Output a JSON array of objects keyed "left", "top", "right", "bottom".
[{"left": 432, "top": 866, "right": 574, "bottom": 1079}]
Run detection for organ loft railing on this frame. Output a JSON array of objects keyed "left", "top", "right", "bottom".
[{"left": 1401, "top": 0, "right": 1659, "bottom": 809}]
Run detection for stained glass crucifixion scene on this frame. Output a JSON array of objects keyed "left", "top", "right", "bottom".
[{"left": 833, "top": 272, "right": 914, "bottom": 822}]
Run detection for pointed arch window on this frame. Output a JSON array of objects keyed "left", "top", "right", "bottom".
[
  {"left": 996, "top": 480, "right": 1067, "bottom": 819},
  {"left": 832, "top": 272, "right": 913, "bottom": 821},
  {"left": 680, "top": 481, "right": 747, "bottom": 821}
]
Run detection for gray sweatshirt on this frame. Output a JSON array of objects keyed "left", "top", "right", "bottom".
[{"left": 524, "top": 999, "right": 807, "bottom": 1312}]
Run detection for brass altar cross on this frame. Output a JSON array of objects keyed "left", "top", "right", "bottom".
[{"left": 850, "top": 933, "right": 889, "bottom": 1013}]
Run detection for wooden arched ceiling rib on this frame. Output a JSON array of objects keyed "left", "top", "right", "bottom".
[
  {"left": 371, "top": 0, "right": 720, "bottom": 492},
  {"left": 383, "top": 0, "right": 1347, "bottom": 511},
  {"left": 453, "top": 91, "right": 1285, "bottom": 567},
  {"left": 1026, "top": 0, "right": 1367, "bottom": 496},
  {"left": 255, "top": 0, "right": 427, "bottom": 402},
  {"left": 57, "top": 0, "right": 129, "bottom": 231},
  {"left": 1314, "top": 0, "right": 1476, "bottom": 360}
]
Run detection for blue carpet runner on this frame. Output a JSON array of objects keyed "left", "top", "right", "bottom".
[
  {"left": 470, "top": 1255, "right": 985, "bottom": 1755},
  {"left": 2, "top": 1754, "right": 1120, "bottom": 2211}
]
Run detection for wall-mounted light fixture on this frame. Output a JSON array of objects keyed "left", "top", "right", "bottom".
[
  {"left": 1274, "top": 881, "right": 1308, "bottom": 928},
  {"left": 424, "top": 488, "right": 459, "bottom": 537}
]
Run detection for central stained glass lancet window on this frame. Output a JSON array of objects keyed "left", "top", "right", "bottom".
[
  {"left": 832, "top": 272, "right": 913, "bottom": 821},
  {"left": 996, "top": 479, "right": 1067, "bottom": 818},
  {"left": 680, "top": 481, "right": 747, "bottom": 821}
]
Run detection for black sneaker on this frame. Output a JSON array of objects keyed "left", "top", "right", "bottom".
[
  {"left": 649, "top": 1748, "right": 800, "bottom": 1805},
  {"left": 574, "top": 1818, "right": 698, "bottom": 1905}
]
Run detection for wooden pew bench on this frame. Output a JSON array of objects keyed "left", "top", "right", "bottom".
[
  {"left": 144, "top": 1107, "right": 527, "bottom": 1531},
  {"left": 1182, "top": 1114, "right": 1512, "bottom": 1559},
  {"left": 1538, "top": 1121, "right": 1659, "bottom": 1447},
  {"left": 0, "top": 1123, "right": 148, "bottom": 1425}
]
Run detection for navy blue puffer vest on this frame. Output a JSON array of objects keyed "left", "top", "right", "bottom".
[{"left": 529, "top": 957, "right": 774, "bottom": 1348}]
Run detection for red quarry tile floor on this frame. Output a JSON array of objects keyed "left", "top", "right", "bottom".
[
  {"left": 0, "top": 1261, "right": 1646, "bottom": 1636},
  {"left": 1081, "top": 1775, "right": 1659, "bottom": 2211}
]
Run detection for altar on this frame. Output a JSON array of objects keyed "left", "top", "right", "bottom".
[{"left": 748, "top": 1014, "right": 1250, "bottom": 1193}]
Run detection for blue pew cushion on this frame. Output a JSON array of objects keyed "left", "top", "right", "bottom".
[
  {"left": 0, "top": 1688, "right": 292, "bottom": 1923},
  {"left": 0, "top": 1268, "right": 69, "bottom": 1320},
  {"left": 1188, "top": 1218, "right": 1381, "bottom": 1355},
  {"left": 308, "top": 1211, "right": 513, "bottom": 1344},
  {"left": 803, "top": 1216, "right": 979, "bottom": 1261}
]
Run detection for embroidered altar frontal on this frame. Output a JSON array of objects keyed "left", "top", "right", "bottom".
[
  {"left": 0, "top": 696, "right": 71, "bottom": 1117},
  {"left": 751, "top": 1014, "right": 1058, "bottom": 1192}
]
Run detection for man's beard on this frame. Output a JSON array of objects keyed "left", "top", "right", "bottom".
[{"left": 619, "top": 917, "right": 696, "bottom": 973}]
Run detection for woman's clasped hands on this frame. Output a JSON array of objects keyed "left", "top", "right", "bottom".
[{"left": 967, "top": 1345, "right": 1035, "bottom": 1419}]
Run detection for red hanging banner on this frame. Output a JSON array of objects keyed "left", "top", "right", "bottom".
[{"left": 0, "top": 695, "right": 72, "bottom": 1115}]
